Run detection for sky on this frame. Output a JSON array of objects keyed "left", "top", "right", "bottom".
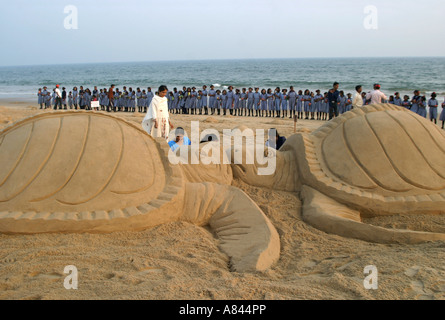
[{"left": 0, "top": 0, "right": 444, "bottom": 66}]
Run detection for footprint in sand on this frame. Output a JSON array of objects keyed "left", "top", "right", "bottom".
[{"left": 404, "top": 266, "right": 421, "bottom": 277}]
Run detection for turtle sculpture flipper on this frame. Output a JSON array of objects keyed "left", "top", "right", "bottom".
[
  {"left": 232, "top": 104, "right": 445, "bottom": 243},
  {"left": 0, "top": 111, "right": 280, "bottom": 272}
]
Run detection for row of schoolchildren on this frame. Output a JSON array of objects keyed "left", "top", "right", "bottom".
[
  {"left": 387, "top": 91, "right": 445, "bottom": 127},
  {"left": 37, "top": 85, "right": 445, "bottom": 129},
  {"left": 37, "top": 86, "right": 156, "bottom": 112},
  {"left": 167, "top": 86, "right": 356, "bottom": 121}
]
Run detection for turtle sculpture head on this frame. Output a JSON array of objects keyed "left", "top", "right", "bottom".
[
  {"left": 232, "top": 104, "right": 445, "bottom": 244},
  {"left": 0, "top": 111, "right": 280, "bottom": 273}
]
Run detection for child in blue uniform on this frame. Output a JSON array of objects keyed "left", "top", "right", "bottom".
[
  {"left": 221, "top": 90, "right": 228, "bottom": 116},
  {"left": 394, "top": 92, "right": 402, "bottom": 106},
  {"left": 215, "top": 90, "right": 222, "bottom": 115},
  {"left": 68, "top": 91, "right": 73, "bottom": 109},
  {"left": 345, "top": 93, "right": 353, "bottom": 112},
  {"left": 303, "top": 89, "right": 311, "bottom": 119},
  {"left": 281, "top": 89, "right": 288, "bottom": 118},
  {"left": 288, "top": 86, "right": 297, "bottom": 119},
  {"left": 297, "top": 90, "right": 304, "bottom": 119},
  {"left": 226, "top": 86, "right": 234, "bottom": 116},
  {"left": 417, "top": 96, "right": 427, "bottom": 118},
  {"left": 208, "top": 86, "right": 216, "bottom": 115},
  {"left": 240, "top": 88, "right": 247, "bottom": 116},
  {"left": 201, "top": 86, "right": 208, "bottom": 115},
  {"left": 267, "top": 89, "right": 274, "bottom": 117},
  {"left": 260, "top": 89, "right": 267, "bottom": 117},
  {"left": 337, "top": 91, "right": 346, "bottom": 115},
  {"left": 234, "top": 89, "right": 241, "bottom": 116},
  {"left": 253, "top": 88, "right": 261, "bottom": 117},
  {"left": 411, "top": 90, "right": 421, "bottom": 113},
  {"left": 246, "top": 88, "right": 254, "bottom": 117},
  {"left": 314, "top": 90, "right": 323, "bottom": 120},
  {"left": 37, "top": 88, "right": 43, "bottom": 109},
  {"left": 428, "top": 93, "right": 438, "bottom": 124},
  {"left": 401, "top": 95, "right": 411, "bottom": 109},
  {"left": 274, "top": 87, "right": 281, "bottom": 118}
]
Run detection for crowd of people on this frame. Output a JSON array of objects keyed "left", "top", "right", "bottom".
[{"left": 37, "top": 83, "right": 445, "bottom": 129}]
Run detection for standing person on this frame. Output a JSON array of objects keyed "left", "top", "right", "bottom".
[
  {"left": 67, "top": 91, "right": 73, "bottom": 109},
  {"left": 234, "top": 89, "right": 241, "bottom": 116},
  {"left": 62, "top": 87, "right": 67, "bottom": 109},
  {"left": 322, "top": 92, "right": 329, "bottom": 121},
  {"left": 365, "top": 83, "right": 388, "bottom": 105},
  {"left": 328, "top": 82, "right": 340, "bottom": 120},
  {"left": 72, "top": 87, "right": 78, "bottom": 110},
  {"left": 296, "top": 90, "right": 304, "bottom": 119},
  {"left": 352, "top": 85, "right": 364, "bottom": 109},
  {"left": 394, "top": 92, "right": 402, "bottom": 106},
  {"left": 215, "top": 90, "right": 222, "bottom": 115},
  {"left": 201, "top": 85, "right": 208, "bottom": 115},
  {"left": 221, "top": 89, "right": 228, "bottom": 116},
  {"left": 136, "top": 88, "right": 143, "bottom": 113},
  {"left": 428, "top": 93, "right": 438, "bottom": 123},
  {"left": 226, "top": 86, "right": 235, "bottom": 116},
  {"left": 197, "top": 89, "right": 203, "bottom": 115},
  {"left": 172, "top": 88, "right": 179, "bottom": 114},
  {"left": 54, "top": 85, "right": 62, "bottom": 110},
  {"left": 190, "top": 87, "right": 198, "bottom": 115},
  {"left": 107, "top": 85, "right": 115, "bottom": 112},
  {"left": 142, "top": 85, "right": 174, "bottom": 139},
  {"left": 388, "top": 95, "right": 395, "bottom": 105},
  {"left": 274, "top": 87, "right": 281, "bottom": 118},
  {"left": 266, "top": 88, "right": 274, "bottom": 117},
  {"left": 417, "top": 96, "right": 427, "bottom": 118},
  {"left": 314, "top": 90, "right": 323, "bottom": 120},
  {"left": 92, "top": 86, "right": 99, "bottom": 102},
  {"left": 102, "top": 88, "right": 109, "bottom": 111},
  {"left": 337, "top": 91, "right": 347, "bottom": 114},
  {"left": 247, "top": 87, "right": 254, "bottom": 117},
  {"left": 345, "top": 93, "right": 353, "bottom": 112},
  {"left": 401, "top": 95, "right": 411, "bottom": 109},
  {"left": 281, "top": 88, "right": 288, "bottom": 118},
  {"left": 288, "top": 86, "right": 297, "bottom": 119},
  {"left": 260, "top": 89, "right": 268, "bottom": 117},
  {"left": 253, "top": 88, "right": 261, "bottom": 117},
  {"left": 41, "top": 87, "right": 49, "bottom": 109},
  {"left": 146, "top": 87, "right": 154, "bottom": 113},
  {"left": 37, "top": 88, "right": 43, "bottom": 109},
  {"left": 208, "top": 85, "right": 216, "bottom": 115},
  {"left": 302, "top": 89, "right": 311, "bottom": 119},
  {"left": 410, "top": 90, "right": 421, "bottom": 114},
  {"left": 45, "top": 91, "right": 52, "bottom": 109},
  {"left": 439, "top": 97, "right": 445, "bottom": 129},
  {"left": 240, "top": 88, "right": 247, "bottom": 116}
]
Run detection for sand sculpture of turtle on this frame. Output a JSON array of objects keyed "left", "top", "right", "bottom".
[
  {"left": 0, "top": 111, "right": 280, "bottom": 272},
  {"left": 232, "top": 104, "right": 445, "bottom": 244}
]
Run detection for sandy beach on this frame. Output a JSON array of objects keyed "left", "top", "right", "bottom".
[{"left": 0, "top": 101, "right": 444, "bottom": 300}]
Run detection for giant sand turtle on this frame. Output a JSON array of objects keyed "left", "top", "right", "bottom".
[
  {"left": 0, "top": 111, "right": 280, "bottom": 272},
  {"left": 233, "top": 104, "right": 445, "bottom": 243}
]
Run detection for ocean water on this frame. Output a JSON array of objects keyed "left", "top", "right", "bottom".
[{"left": 1, "top": 57, "right": 444, "bottom": 109}]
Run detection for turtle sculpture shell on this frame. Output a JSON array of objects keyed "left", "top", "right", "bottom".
[
  {"left": 0, "top": 111, "right": 184, "bottom": 233},
  {"left": 297, "top": 104, "right": 445, "bottom": 215}
]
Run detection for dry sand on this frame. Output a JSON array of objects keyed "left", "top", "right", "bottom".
[{"left": 0, "top": 101, "right": 444, "bottom": 300}]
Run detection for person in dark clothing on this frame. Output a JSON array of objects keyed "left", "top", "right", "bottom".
[
  {"left": 327, "top": 82, "right": 340, "bottom": 120},
  {"left": 266, "top": 128, "right": 286, "bottom": 150}
]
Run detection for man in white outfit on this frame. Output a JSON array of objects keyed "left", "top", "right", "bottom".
[
  {"left": 54, "top": 84, "right": 62, "bottom": 110},
  {"left": 352, "top": 85, "right": 364, "bottom": 108},
  {"left": 142, "top": 85, "right": 174, "bottom": 139},
  {"left": 366, "top": 84, "right": 388, "bottom": 105}
]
